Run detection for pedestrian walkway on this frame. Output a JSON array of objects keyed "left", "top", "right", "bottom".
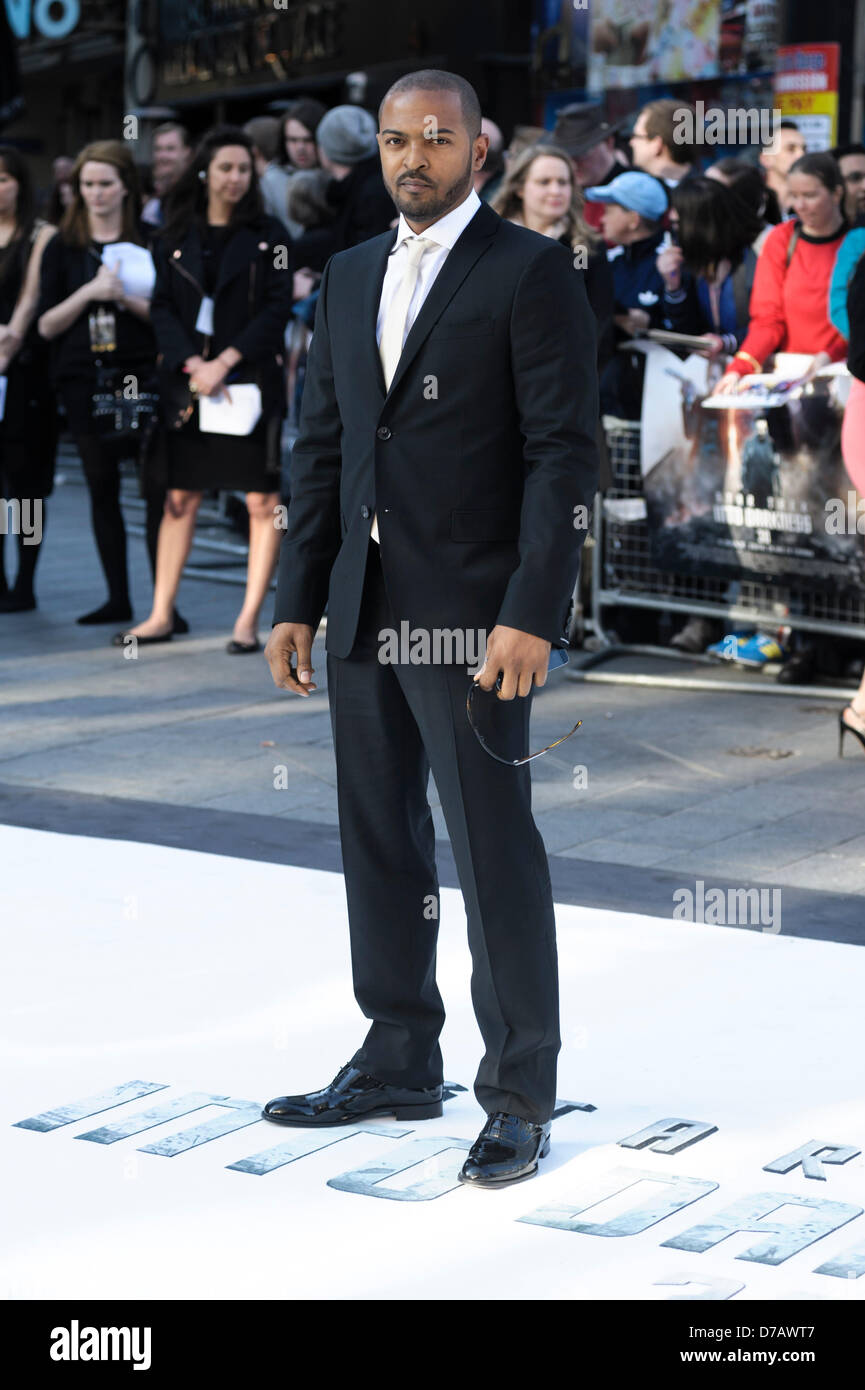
[{"left": 1, "top": 464, "right": 864, "bottom": 939}]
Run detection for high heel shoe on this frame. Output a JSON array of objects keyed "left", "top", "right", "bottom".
[{"left": 838, "top": 708, "right": 865, "bottom": 758}]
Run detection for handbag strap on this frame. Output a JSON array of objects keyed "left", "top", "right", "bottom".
[{"left": 785, "top": 223, "right": 801, "bottom": 270}]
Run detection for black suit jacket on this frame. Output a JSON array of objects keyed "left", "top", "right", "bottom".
[{"left": 273, "top": 199, "right": 600, "bottom": 658}]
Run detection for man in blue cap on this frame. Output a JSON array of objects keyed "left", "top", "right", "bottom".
[{"left": 584, "top": 170, "right": 679, "bottom": 417}]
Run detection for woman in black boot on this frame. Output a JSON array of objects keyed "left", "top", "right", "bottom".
[{"left": 37, "top": 141, "right": 157, "bottom": 625}]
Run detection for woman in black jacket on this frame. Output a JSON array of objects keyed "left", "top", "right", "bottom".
[
  {"left": 120, "top": 126, "right": 293, "bottom": 652},
  {"left": 0, "top": 146, "right": 57, "bottom": 612},
  {"left": 37, "top": 140, "right": 157, "bottom": 625}
]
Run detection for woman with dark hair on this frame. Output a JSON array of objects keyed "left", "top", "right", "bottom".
[
  {"left": 715, "top": 152, "right": 848, "bottom": 393},
  {"left": 707, "top": 157, "right": 776, "bottom": 250},
  {"left": 117, "top": 126, "right": 293, "bottom": 653},
  {"left": 0, "top": 146, "right": 58, "bottom": 612},
  {"left": 37, "top": 140, "right": 157, "bottom": 625},
  {"left": 657, "top": 175, "right": 764, "bottom": 359},
  {"left": 712, "top": 151, "right": 849, "bottom": 684}
]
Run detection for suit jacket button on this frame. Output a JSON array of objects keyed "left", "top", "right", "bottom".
[
  {"left": 360, "top": 505, "right": 370, "bottom": 518},
  {"left": 376, "top": 425, "right": 392, "bottom": 440}
]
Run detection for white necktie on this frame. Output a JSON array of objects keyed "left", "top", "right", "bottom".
[{"left": 371, "top": 236, "right": 433, "bottom": 542}]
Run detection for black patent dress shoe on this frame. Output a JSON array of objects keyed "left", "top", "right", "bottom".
[
  {"left": 261, "top": 1062, "right": 443, "bottom": 1127},
  {"left": 458, "top": 1111, "right": 551, "bottom": 1189}
]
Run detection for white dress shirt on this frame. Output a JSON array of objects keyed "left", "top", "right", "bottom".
[
  {"left": 375, "top": 186, "right": 482, "bottom": 351},
  {"left": 369, "top": 186, "right": 482, "bottom": 543}
]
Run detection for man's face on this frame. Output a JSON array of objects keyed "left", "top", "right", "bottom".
[
  {"left": 839, "top": 153, "right": 865, "bottom": 221},
  {"left": 574, "top": 137, "right": 616, "bottom": 188},
  {"left": 153, "top": 132, "right": 190, "bottom": 187},
  {"left": 629, "top": 114, "right": 660, "bottom": 172},
  {"left": 377, "top": 89, "right": 489, "bottom": 229},
  {"left": 601, "top": 200, "right": 639, "bottom": 244},
  {"left": 763, "top": 127, "right": 806, "bottom": 177},
  {"left": 285, "top": 119, "right": 318, "bottom": 169}
]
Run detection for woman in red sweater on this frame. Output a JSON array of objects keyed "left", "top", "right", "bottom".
[{"left": 715, "top": 151, "right": 847, "bottom": 393}]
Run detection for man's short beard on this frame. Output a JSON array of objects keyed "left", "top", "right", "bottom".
[{"left": 391, "top": 155, "right": 475, "bottom": 221}]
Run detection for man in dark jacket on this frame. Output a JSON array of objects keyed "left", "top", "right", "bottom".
[
  {"left": 316, "top": 105, "right": 397, "bottom": 252},
  {"left": 262, "top": 70, "right": 600, "bottom": 1188},
  {"left": 584, "top": 170, "right": 675, "bottom": 417}
]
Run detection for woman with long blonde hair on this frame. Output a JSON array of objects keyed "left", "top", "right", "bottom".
[
  {"left": 38, "top": 141, "right": 157, "bottom": 625},
  {"left": 492, "top": 143, "right": 614, "bottom": 363}
]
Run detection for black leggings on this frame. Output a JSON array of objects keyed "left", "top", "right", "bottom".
[
  {"left": 75, "top": 435, "right": 133, "bottom": 607},
  {"left": 0, "top": 494, "right": 45, "bottom": 599},
  {"left": 75, "top": 434, "right": 166, "bottom": 609}
]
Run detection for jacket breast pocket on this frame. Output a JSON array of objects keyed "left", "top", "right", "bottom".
[
  {"left": 432, "top": 316, "right": 495, "bottom": 340},
  {"left": 450, "top": 508, "right": 520, "bottom": 543}
]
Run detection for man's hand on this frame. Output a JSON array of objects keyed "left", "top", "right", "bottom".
[
  {"left": 615, "top": 307, "right": 650, "bottom": 337},
  {"left": 473, "top": 624, "right": 552, "bottom": 700},
  {"left": 265, "top": 622, "right": 316, "bottom": 696}
]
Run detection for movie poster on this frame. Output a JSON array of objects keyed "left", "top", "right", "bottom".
[
  {"left": 587, "top": 0, "right": 721, "bottom": 92},
  {"left": 641, "top": 358, "right": 865, "bottom": 593}
]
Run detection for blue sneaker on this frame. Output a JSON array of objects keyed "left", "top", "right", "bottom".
[{"left": 707, "top": 631, "right": 787, "bottom": 666}]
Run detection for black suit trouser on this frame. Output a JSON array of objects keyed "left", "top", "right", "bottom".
[{"left": 326, "top": 538, "right": 561, "bottom": 1126}]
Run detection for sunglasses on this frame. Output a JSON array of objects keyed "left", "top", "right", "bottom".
[{"left": 465, "top": 647, "right": 582, "bottom": 766}]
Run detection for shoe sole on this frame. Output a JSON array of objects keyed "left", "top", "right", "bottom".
[
  {"left": 457, "top": 1138, "right": 551, "bottom": 1189},
  {"left": 260, "top": 1099, "right": 443, "bottom": 1126}
]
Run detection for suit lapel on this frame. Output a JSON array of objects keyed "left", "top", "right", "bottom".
[{"left": 358, "top": 201, "right": 500, "bottom": 403}]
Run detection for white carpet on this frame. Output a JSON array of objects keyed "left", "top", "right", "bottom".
[{"left": 2, "top": 824, "right": 864, "bottom": 1301}]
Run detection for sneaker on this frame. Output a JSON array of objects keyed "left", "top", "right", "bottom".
[{"left": 707, "top": 631, "right": 786, "bottom": 666}]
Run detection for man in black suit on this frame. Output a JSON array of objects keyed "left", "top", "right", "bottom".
[{"left": 263, "top": 70, "right": 599, "bottom": 1187}]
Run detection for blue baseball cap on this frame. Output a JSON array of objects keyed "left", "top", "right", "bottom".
[{"left": 583, "top": 171, "right": 669, "bottom": 222}]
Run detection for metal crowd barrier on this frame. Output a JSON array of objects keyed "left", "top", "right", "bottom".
[{"left": 569, "top": 418, "right": 865, "bottom": 699}]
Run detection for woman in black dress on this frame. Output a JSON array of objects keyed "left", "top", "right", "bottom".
[
  {"left": 121, "top": 126, "right": 293, "bottom": 652},
  {"left": 37, "top": 141, "right": 157, "bottom": 625},
  {"left": 0, "top": 146, "right": 57, "bottom": 612}
]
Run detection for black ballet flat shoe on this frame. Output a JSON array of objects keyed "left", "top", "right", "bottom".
[
  {"left": 226, "top": 638, "right": 261, "bottom": 654},
  {"left": 262, "top": 1062, "right": 443, "bottom": 1127},
  {"left": 111, "top": 628, "right": 173, "bottom": 647},
  {"left": 0, "top": 592, "right": 36, "bottom": 613},
  {"left": 172, "top": 610, "right": 189, "bottom": 635},
  {"left": 458, "top": 1112, "right": 552, "bottom": 1189},
  {"left": 77, "top": 602, "right": 133, "bottom": 626}
]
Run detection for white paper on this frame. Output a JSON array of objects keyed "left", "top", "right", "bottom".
[
  {"left": 198, "top": 383, "right": 262, "bottom": 436},
  {"left": 0, "top": 375, "right": 7, "bottom": 422},
  {"left": 100, "top": 242, "right": 156, "bottom": 298},
  {"left": 195, "top": 296, "right": 215, "bottom": 336}
]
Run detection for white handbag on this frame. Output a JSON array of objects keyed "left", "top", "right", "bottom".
[{"left": 198, "top": 383, "right": 262, "bottom": 436}]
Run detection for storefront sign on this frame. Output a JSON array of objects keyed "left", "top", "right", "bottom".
[{"left": 774, "top": 42, "right": 840, "bottom": 152}]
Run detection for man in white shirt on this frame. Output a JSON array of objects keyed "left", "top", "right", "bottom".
[{"left": 264, "top": 70, "right": 600, "bottom": 1189}]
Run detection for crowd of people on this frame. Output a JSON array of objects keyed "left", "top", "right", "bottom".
[{"left": 0, "top": 93, "right": 864, "bottom": 723}]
